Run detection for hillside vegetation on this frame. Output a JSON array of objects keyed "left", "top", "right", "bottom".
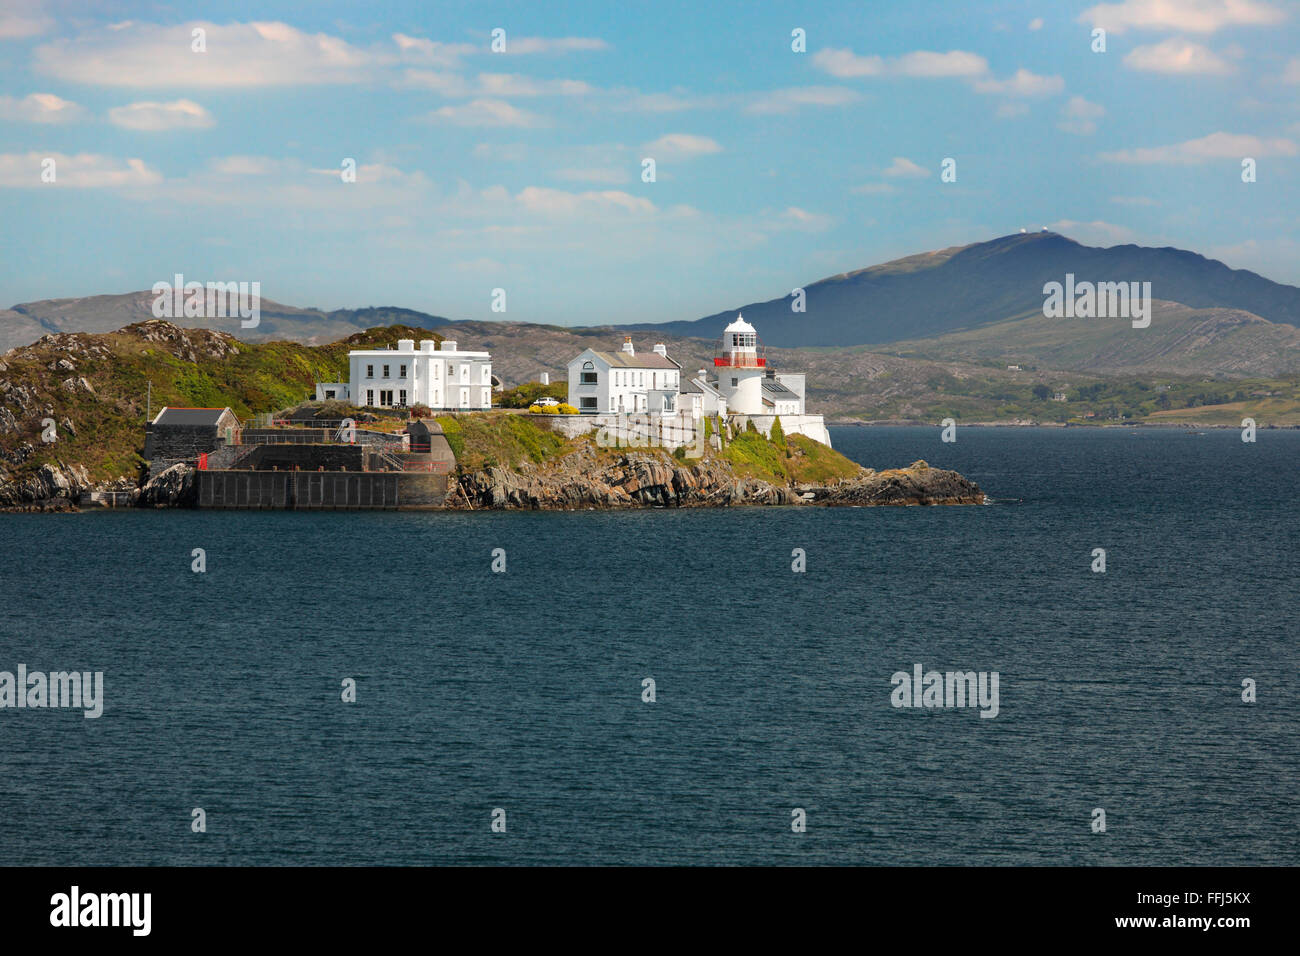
[{"left": 0, "top": 321, "right": 443, "bottom": 483}]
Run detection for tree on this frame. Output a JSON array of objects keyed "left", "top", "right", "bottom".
[{"left": 1031, "top": 384, "right": 1051, "bottom": 401}]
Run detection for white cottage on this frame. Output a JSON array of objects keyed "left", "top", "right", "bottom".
[
  {"left": 315, "top": 338, "right": 493, "bottom": 411},
  {"left": 567, "top": 338, "right": 682, "bottom": 414}
]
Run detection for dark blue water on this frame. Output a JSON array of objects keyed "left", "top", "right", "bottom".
[{"left": 1, "top": 427, "right": 1296, "bottom": 865}]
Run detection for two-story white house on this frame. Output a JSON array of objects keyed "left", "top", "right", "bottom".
[
  {"left": 315, "top": 338, "right": 492, "bottom": 410},
  {"left": 567, "top": 339, "right": 682, "bottom": 414}
]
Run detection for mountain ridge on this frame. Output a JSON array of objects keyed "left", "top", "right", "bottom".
[{"left": 614, "top": 232, "right": 1300, "bottom": 346}]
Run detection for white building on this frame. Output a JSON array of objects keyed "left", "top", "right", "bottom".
[
  {"left": 315, "top": 338, "right": 492, "bottom": 410},
  {"left": 561, "top": 314, "right": 831, "bottom": 447},
  {"left": 567, "top": 339, "right": 682, "bottom": 414}
]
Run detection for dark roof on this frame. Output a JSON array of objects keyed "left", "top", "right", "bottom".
[
  {"left": 152, "top": 407, "right": 234, "bottom": 427},
  {"left": 678, "top": 378, "right": 703, "bottom": 393},
  {"left": 762, "top": 381, "right": 798, "bottom": 397}
]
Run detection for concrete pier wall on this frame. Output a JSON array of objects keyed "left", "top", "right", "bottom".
[{"left": 197, "top": 470, "right": 446, "bottom": 509}]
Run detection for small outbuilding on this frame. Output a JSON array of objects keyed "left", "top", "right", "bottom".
[{"left": 144, "top": 406, "right": 242, "bottom": 461}]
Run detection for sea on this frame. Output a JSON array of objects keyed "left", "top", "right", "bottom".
[{"left": 1, "top": 426, "right": 1296, "bottom": 865}]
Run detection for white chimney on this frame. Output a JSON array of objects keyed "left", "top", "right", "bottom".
[
  {"left": 397, "top": 339, "right": 415, "bottom": 352},
  {"left": 441, "top": 340, "right": 457, "bottom": 352},
  {"left": 420, "top": 340, "right": 436, "bottom": 353},
  {"left": 653, "top": 343, "right": 667, "bottom": 356},
  {"left": 621, "top": 336, "right": 634, "bottom": 355},
  {"left": 540, "top": 372, "right": 549, "bottom": 385}
]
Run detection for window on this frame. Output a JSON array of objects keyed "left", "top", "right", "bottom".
[
  {"left": 367, "top": 365, "right": 374, "bottom": 378},
  {"left": 459, "top": 387, "right": 469, "bottom": 407},
  {"left": 365, "top": 389, "right": 374, "bottom": 406},
  {"left": 433, "top": 364, "right": 439, "bottom": 378},
  {"left": 380, "top": 390, "right": 393, "bottom": 406},
  {"left": 382, "top": 364, "right": 390, "bottom": 378},
  {"left": 481, "top": 365, "right": 490, "bottom": 384},
  {"left": 324, "top": 389, "right": 336, "bottom": 399},
  {"left": 399, "top": 389, "right": 407, "bottom": 406},
  {"left": 481, "top": 387, "right": 490, "bottom": 406},
  {"left": 460, "top": 364, "right": 469, "bottom": 383},
  {"left": 400, "top": 364, "right": 407, "bottom": 378},
  {"left": 581, "top": 371, "right": 598, "bottom": 385},
  {"left": 731, "top": 377, "right": 738, "bottom": 387},
  {"left": 580, "top": 397, "right": 597, "bottom": 410}
]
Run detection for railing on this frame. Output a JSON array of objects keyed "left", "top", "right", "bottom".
[{"left": 713, "top": 356, "right": 766, "bottom": 367}]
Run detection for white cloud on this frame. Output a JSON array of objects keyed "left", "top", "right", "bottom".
[
  {"left": 34, "top": 20, "right": 377, "bottom": 87},
  {"left": 745, "top": 86, "right": 859, "bottom": 114},
  {"left": 424, "top": 98, "right": 546, "bottom": 128},
  {"left": 108, "top": 99, "right": 215, "bottom": 131},
  {"left": 476, "top": 73, "right": 593, "bottom": 96},
  {"left": 894, "top": 50, "right": 989, "bottom": 77},
  {"left": 852, "top": 182, "right": 898, "bottom": 194},
  {"left": 812, "top": 47, "right": 987, "bottom": 78},
  {"left": 1284, "top": 57, "right": 1300, "bottom": 83},
  {"left": 772, "top": 206, "right": 833, "bottom": 231},
  {"left": 1078, "top": 0, "right": 1286, "bottom": 34},
  {"left": 471, "top": 142, "right": 529, "bottom": 162},
  {"left": 0, "top": 152, "right": 162, "bottom": 187},
  {"left": 401, "top": 70, "right": 593, "bottom": 97},
  {"left": 643, "top": 133, "right": 723, "bottom": 160},
  {"left": 0, "top": 0, "right": 50, "bottom": 38},
  {"left": 1029, "top": 18, "right": 1045, "bottom": 30},
  {"left": 400, "top": 70, "right": 473, "bottom": 95},
  {"left": 515, "top": 186, "right": 654, "bottom": 217},
  {"left": 1100, "top": 131, "right": 1298, "bottom": 162},
  {"left": 1058, "top": 95, "right": 1106, "bottom": 135},
  {"left": 1124, "top": 37, "right": 1234, "bottom": 74},
  {"left": 496, "top": 36, "right": 608, "bottom": 55},
  {"left": 614, "top": 90, "right": 725, "bottom": 112},
  {"left": 997, "top": 102, "right": 1031, "bottom": 118},
  {"left": 883, "top": 156, "right": 931, "bottom": 178},
  {"left": 973, "top": 68, "right": 1064, "bottom": 96},
  {"left": 391, "top": 33, "right": 477, "bottom": 66},
  {"left": 554, "top": 166, "right": 630, "bottom": 184},
  {"left": 1048, "top": 219, "right": 1138, "bottom": 245},
  {"left": 0, "top": 92, "right": 85, "bottom": 123},
  {"left": 210, "top": 155, "right": 284, "bottom": 176}
]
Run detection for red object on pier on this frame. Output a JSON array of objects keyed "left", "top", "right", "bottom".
[{"left": 197, "top": 452, "right": 208, "bottom": 470}]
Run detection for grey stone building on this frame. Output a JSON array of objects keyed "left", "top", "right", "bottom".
[{"left": 144, "top": 407, "right": 242, "bottom": 461}]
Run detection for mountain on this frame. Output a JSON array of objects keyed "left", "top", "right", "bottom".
[
  {"left": 0, "top": 290, "right": 453, "bottom": 353},
  {"left": 883, "top": 300, "right": 1300, "bottom": 378},
  {"left": 618, "top": 232, "right": 1300, "bottom": 347}
]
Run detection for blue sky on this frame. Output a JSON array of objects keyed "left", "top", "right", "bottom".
[{"left": 1, "top": 0, "right": 1297, "bottom": 325}]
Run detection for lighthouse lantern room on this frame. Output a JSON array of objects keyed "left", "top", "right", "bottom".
[{"left": 714, "top": 314, "right": 767, "bottom": 414}]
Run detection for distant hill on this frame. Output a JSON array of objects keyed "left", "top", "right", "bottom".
[
  {"left": 618, "top": 232, "right": 1300, "bottom": 347},
  {"left": 0, "top": 291, "right": 453, "bottom": 353},
  {"left": 883, "top": 300, "right": 1300, "bottom": 378}
]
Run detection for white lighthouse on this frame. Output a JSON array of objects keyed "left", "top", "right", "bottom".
[{"left": 715, "top": 314, "right": 766, "bottom": 414}]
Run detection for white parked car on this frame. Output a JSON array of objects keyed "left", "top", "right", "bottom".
[{"left": 534, "top": 397, "right": 560, "bottom": 407}]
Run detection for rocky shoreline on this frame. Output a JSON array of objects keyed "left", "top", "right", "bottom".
[
  {"left": 447, "top": 449, "right": 982, "bottom": 510},
  {"left": 1, "top": 453, "right": 982, "bottom": 512}
]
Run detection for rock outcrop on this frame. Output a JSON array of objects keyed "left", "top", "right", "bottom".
[
  {"left": 138, "top": 462, "right": 197, "bottom": 507},
  {"left": 815, "top": 460, "right": 985, "bottom": 506},
  {"left": 449, "top": 450, "right": 978, "bottom": 510},
  {"left": 0, "top": 461, "right": 93, "bottom": 509}
]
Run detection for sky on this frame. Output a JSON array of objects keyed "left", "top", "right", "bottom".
[{"left": 1, "top": 0, "right": 1298, "bottom": 326}]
